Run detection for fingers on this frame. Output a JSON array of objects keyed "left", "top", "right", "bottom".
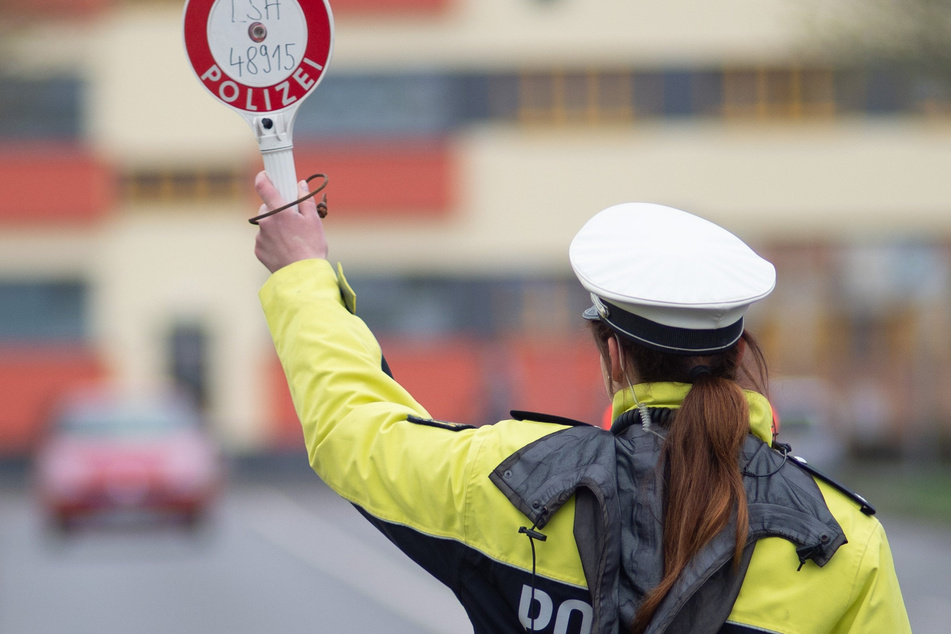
[
  {"left": 255, "top": 172, "right": 319, "bottom": 217},
  {"left": 296, "top": 180, "right": 319, "bottom": 216},
  {"left": 254, "top": 170, "right": 286, "bottom": 211}
]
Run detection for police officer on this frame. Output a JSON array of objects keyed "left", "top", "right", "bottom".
[{"left": 253, "top": 172, "right": 911, "bottom": 634}]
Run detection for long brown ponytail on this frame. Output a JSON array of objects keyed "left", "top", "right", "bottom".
[{"left": 589, "top": 323, "right": 768, "bottom": 634}]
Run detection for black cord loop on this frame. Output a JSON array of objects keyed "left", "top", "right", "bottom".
[
  {"left": 741, "top": 442, "right": 789, "bottom": 478},
  {"left": 519, "top": 515, "right": 548, "bottom": 631},
  {"left": 249, "top": 173, "right": 329, "bottom": 225}
]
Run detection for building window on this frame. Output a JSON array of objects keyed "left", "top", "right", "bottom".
[
  {"left": 516, "top": 70, "right": 635, "bottom": 125},
  {"left": 0, "top": 280, "right": 87, "bottom": 342},
  {"left": 121, "top": 168, "right": 245, "bottom": 203},
  {"left": 0, "top": 77, "right": 82, "bottom": 140},
  {"left": 298, "top": 73, "right": 459, "bottom": 138},
  {"left": 510, "top": 69, "right": 728, "bottom": 125},
  {"left": 661, "top": 71, "right": 695, "bottom": 116},
  {"left": 723, "top": 68, "right": 836, "bottom": 119},
  {"left": 346, "top": 275, "right": 590, "bottom": 337},
  {"left": 295, "top": 65, "right": 948, "bottom": 139}
]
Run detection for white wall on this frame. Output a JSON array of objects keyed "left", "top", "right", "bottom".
[
  {"left": 336, "top": 0, "right": 804, "bottom": 69},
  {"left": 89, "top": 207, "right": 273, "bottom": 450}
]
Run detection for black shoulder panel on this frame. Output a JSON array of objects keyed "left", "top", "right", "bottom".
[
  {"left": 405, "top": 414, "right": 476, "bottom": 432},
  {"left": 509, "top": 410, "right": 592, "bottom": 427},
  {"left": 787, "top": 453, "right": 876, "bottom": 516},
  {"left": 380, "top": 354, "right": 393, "bottom": 378}
]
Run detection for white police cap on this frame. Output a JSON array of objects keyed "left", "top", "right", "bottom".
[{"left": 570, "top": 202, "right": 776, "bottom": 354}]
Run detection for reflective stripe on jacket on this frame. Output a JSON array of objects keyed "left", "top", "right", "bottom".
[{"left": 260, "top": 258, "right": 911, "bottom": 634}]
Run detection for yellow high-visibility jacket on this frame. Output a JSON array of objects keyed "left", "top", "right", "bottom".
[{"left": 260, "top": 258, "right": 911, "bottom": 634}]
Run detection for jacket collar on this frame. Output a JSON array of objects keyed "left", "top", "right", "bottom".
[{"left": 610, "top": 382, "right": 774, "bottom": 443}]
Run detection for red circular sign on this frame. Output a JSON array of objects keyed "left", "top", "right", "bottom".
[{"left": 184, "top": 0, "right": 333, "bottom": 114}]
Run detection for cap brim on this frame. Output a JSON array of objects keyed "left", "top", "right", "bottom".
[
  {"left": 592, "top": 298, "right": 744, "bottom": 354},
  {"left": 582, "top": 305, "right": 601, "bottom": 321}
]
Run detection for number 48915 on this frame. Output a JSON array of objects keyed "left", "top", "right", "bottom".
[{"left": 229, "top": 43, "right": 298, "bottom": 78}]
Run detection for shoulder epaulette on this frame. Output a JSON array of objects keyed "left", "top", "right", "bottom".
[
  {"left": 510, "top": 410, "right": 592, "bottom": 427},
  {"left": 405, "top": 414, "right": 476, "bottom": 432},
  {"left": 786, "top": 452, "right": 876, "bottom": 516}
]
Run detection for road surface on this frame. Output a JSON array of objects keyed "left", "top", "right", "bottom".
[{"left": 2, "top": 473, "right": 948, "bottom": 633}]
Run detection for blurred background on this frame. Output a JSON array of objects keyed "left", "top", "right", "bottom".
[{"left": 2, "top": 0, "right": 951, "bottom": 632}]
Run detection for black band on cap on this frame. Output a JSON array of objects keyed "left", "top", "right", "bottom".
[{"left": 593, "top": 299, "right": 744, "bottom": 355}]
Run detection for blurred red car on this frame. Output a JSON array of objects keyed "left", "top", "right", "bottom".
[{"left": 33, "top": 389, "right": 222, "bottom": 533}]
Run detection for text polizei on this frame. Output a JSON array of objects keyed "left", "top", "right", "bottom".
[{"left": 199, "top": 57, "right": 323, "bottom": 112}]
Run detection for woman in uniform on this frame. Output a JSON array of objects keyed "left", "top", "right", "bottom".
[{"left": 253, "top": 172, "right": 910, "bottom": 634}]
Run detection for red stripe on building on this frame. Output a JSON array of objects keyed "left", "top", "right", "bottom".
[
  {"left": 266, "top": 334, "right": 607, "bottom": 446},
  {"left": 0, "top": 145, "right": 114, "bottom": 224},
  {"left": 376, "top": 336, "right": 485, "bottom": 423},
  {"left": 0, "top": 346, "right": 105, "bottom": 456},
  {"left": 267, "top": 355, "right": 303, "bottom": 448},
  {"left": 292, "top": 140, "right": 455, "bottom": 219},
  {"left": 0, "top": 0, "right": 112, "bottom": 18},
  {"left": 504, "top": 336, "right": 607, "bottom": 424},
  {"left": 266, "top": 336, "right": 482, "bottom": 448}
]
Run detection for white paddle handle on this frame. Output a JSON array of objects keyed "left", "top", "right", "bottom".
[{"left": 262, "top": 148, "right": 299, "bottom": 211}]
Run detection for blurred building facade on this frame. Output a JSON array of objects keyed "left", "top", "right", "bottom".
[{"left": 2, "top": 0, "right": 950, "bottom": 459}]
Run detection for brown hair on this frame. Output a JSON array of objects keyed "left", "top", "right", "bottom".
[{"left": 589, "top": 321, "right": 768, "bottom": 634}]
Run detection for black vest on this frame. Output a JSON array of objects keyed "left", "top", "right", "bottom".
[{"left": 490, "top": 408, "right": 847, "bottom": 634}]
